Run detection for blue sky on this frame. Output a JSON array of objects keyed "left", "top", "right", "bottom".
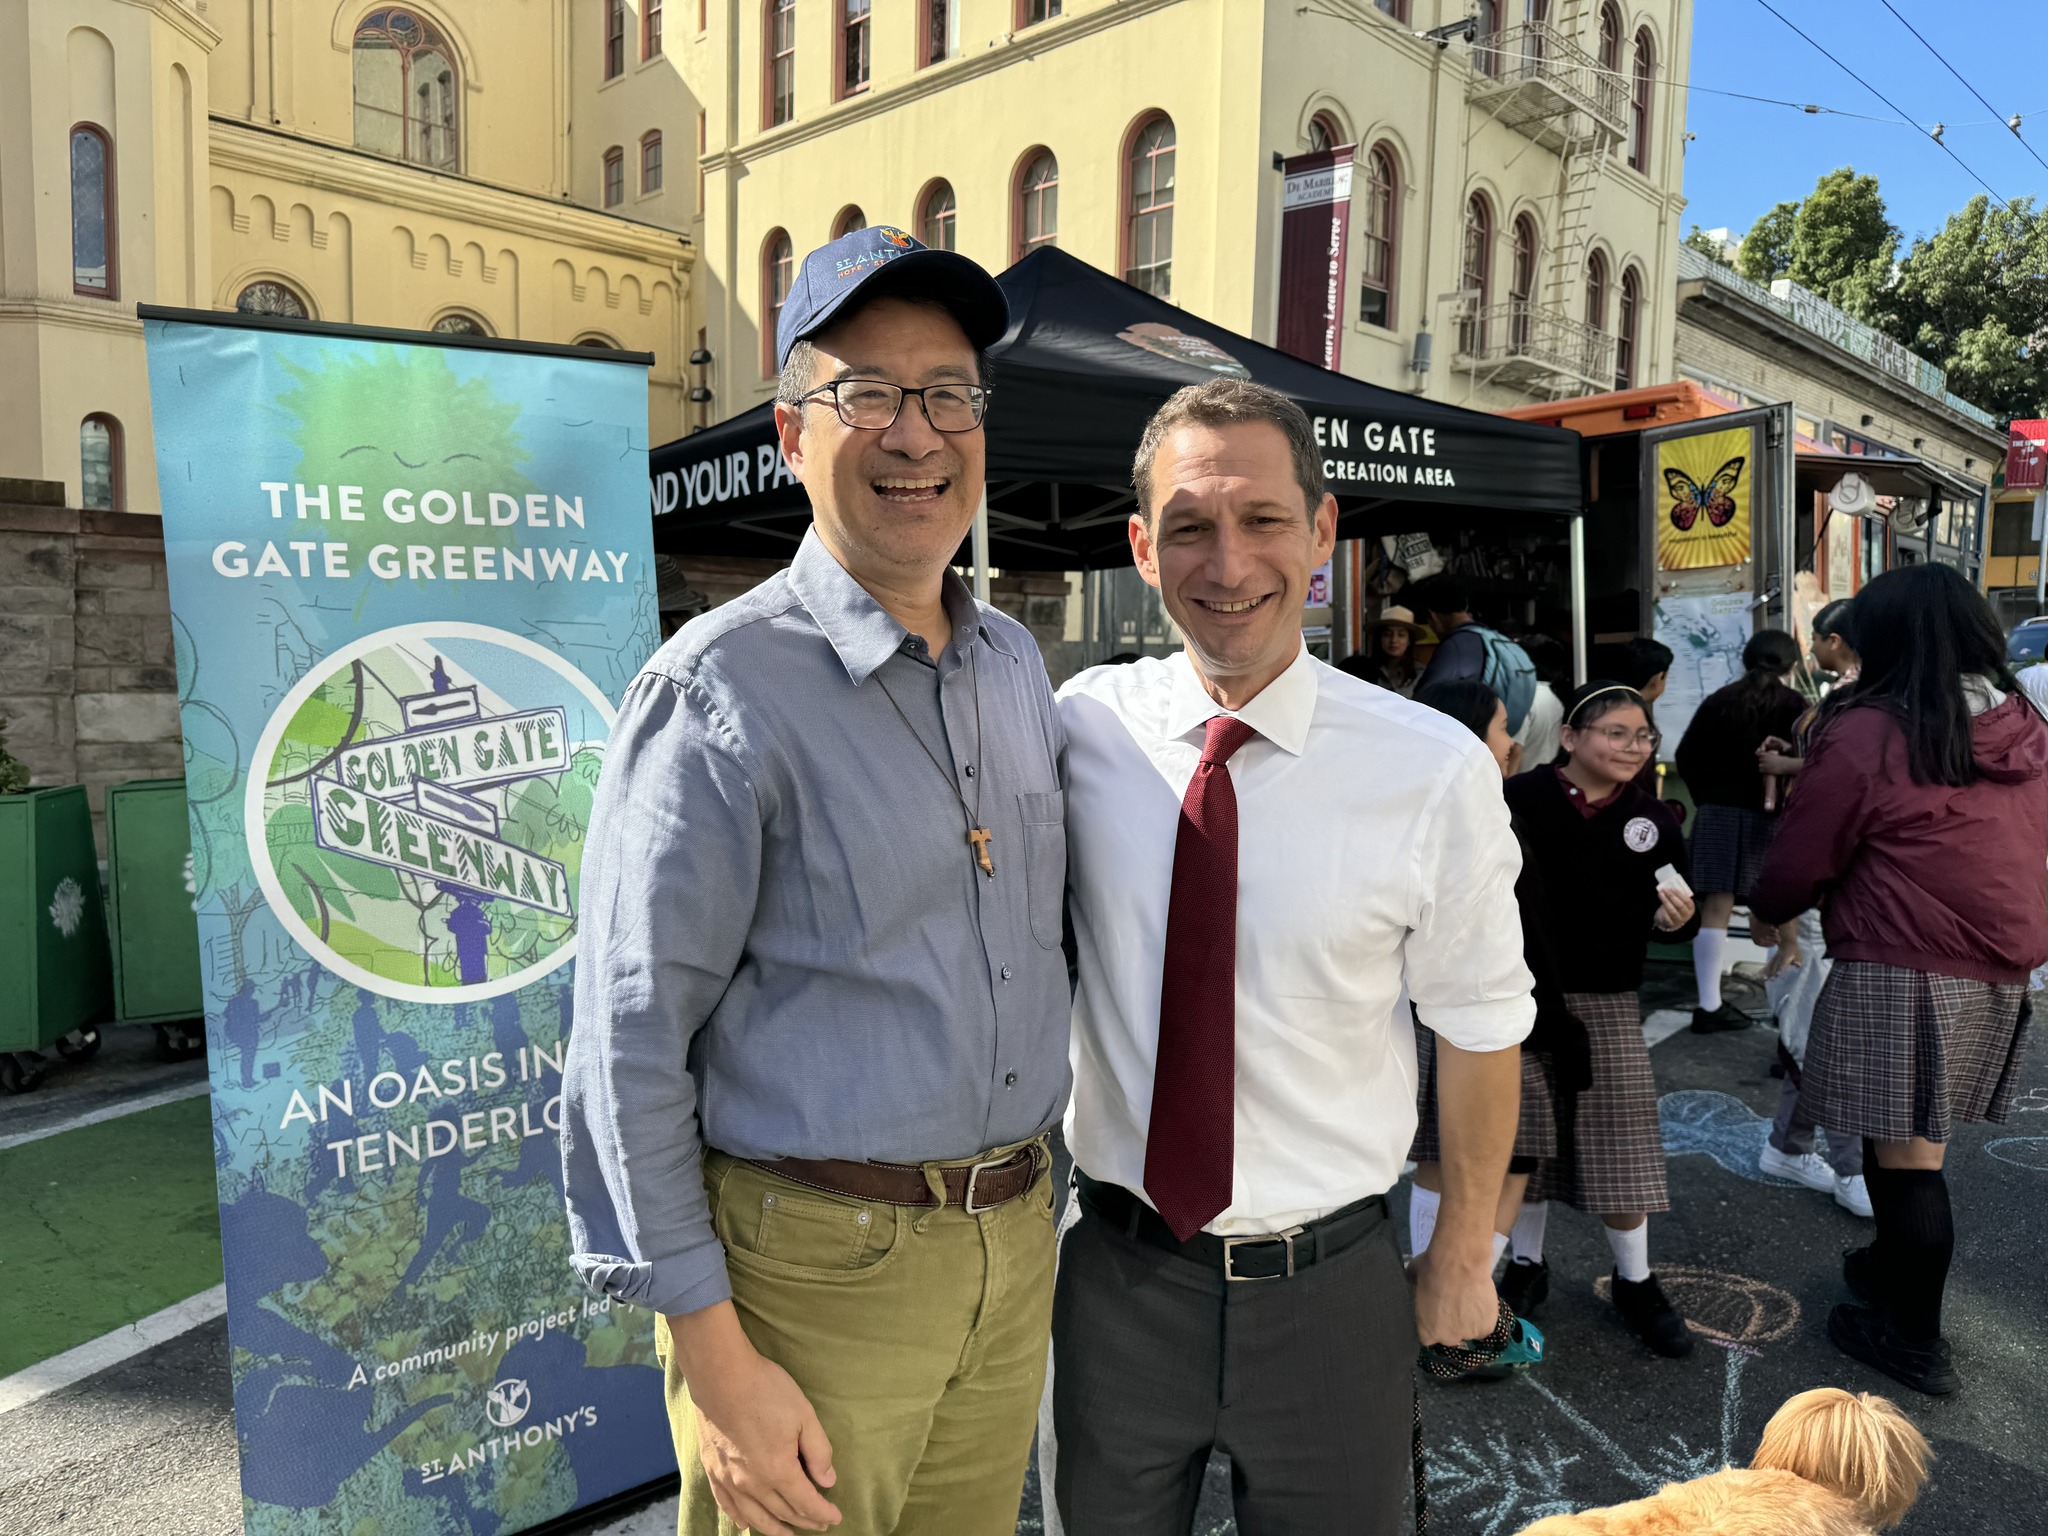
[{"left": 1680, "top": 0, "right": 2048, "bottom": 251}]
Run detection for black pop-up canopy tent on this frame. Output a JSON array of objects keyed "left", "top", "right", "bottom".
[{"left": 650, "top": 247, "right": 1584, "bottom": 573}]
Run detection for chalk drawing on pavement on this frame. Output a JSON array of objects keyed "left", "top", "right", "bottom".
[
  {"left": 2007, "top": 1087, "right": 2048, "bottom": 1114},
  {"left": 1986, "top": 1138, "right": 2048, "bottom": 1171},
  {"left": 1425, "top": 1428, "right": 1581, "bottom": 1536},
  {"left": 1659, "top": 1088, "right": 1851, "bottom": 1186},
  {"left": 1593, "top": 1266, "right": 1801, "bottom": 1347}
]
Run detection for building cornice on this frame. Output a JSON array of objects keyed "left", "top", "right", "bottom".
[
  {"left": 0, "top": 299, "right": 145, "bottom": 338},
  {"left": 125, "top": 0, "right": 221, "bottom": 52},
  {"left": 1677, "top": 278, "right": 2005, "bottom": 453},
  {"left": 705, "top": 0, "right": 1188, "bottom": 170},
  {"left": 208, "top": 118, "right": 696, "bottom": 269}
]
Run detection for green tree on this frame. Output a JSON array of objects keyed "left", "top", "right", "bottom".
[
  {"left": 1737, "top": 201, "right": 1799, "bottom": 285},
  {"left": 1683, "top": 226, "right": 1733, "bottom": 267},
  {"left": 1784, "top": 169, "right": 1896, "bottom": 315},
  {"left": 1874, "top": 196, "right": 2048, "bottom": 421}
]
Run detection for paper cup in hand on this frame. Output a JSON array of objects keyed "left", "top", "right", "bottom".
[{"left": 1654, "top": 863, "right": 1692, "bottom": 898}]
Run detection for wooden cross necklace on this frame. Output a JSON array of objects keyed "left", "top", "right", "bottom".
[{"left": 874, "top": 643, "right": 995, "bottom": 878}]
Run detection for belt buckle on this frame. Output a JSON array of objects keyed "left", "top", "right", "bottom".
[
  {"left": 962, "top": 1155, "right": 1012, "bottom": 1216},
  {"left": 1222, "top": 1225, "right": 1306, "bottom": 1282}
]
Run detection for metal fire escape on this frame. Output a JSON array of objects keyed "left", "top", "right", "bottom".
[{"left": 1456, "top": 0, "right": 1626, "bottom": 399}]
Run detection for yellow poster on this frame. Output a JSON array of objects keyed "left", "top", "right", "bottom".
[{"left": 1656, "top": 426, "right": 1753, "bottom": 570}]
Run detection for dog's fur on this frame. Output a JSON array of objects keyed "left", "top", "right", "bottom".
[{"left": 1515, "top": 1388, "right": 1932, "bottom": 1535}]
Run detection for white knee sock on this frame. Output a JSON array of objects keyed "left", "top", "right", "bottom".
[
  {"left": 1510, "top": 1200, "right": 1548, "bottom": 1264},
  {"left": 1409, "top": 1184, "right": 1440, "bottom": 1256},
  {"left": 1606, "top": 1221, "right": 1651, "bottom": 1283},
  {"left": 1693, "top": 926, "right": 1728, "bottom": 1011},
  {"left": 1491, "top": 1230, "right": 1510, "bottom": 1266}
]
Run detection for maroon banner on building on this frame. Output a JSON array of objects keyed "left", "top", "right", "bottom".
[
  {"left": 1276, "top": 147, "right": 1354, "bottom": 371},
  {"left": 2008, "top": 420, "right": 2048, "bottom": 491}
]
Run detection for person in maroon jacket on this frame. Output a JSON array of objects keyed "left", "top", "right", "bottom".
[
  {"left": 1501, "top": 682, "right": 1701, "bottom": 1356},
  {"left": 1752, "top": 563, "right": 2048, "bottom": 1397}
]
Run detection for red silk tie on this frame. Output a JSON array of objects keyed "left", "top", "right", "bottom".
[{"left": 1145, "top": 713, "right": 1257, "bottom": 1241}]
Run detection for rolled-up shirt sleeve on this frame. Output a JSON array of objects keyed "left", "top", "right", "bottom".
[
  {"left": 562, "top": 669, "right": 761, "bottom": 1317},
  {"left": 1404, "top": 745, "right": 1536, "bottom": 1051}
]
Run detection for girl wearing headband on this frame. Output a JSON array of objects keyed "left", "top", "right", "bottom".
[{"left": 1499, "top": 681, "right": 1701, "bottom": 1357}]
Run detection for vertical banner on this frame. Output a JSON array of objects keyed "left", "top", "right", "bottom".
[
  {"left": 1655, "top": 425, "right": 1754, "bottom": 570},
  {"left": 1276, "top": 146, "right": 1354, "bottom": 370},
  {"left": 139, "top": 310, "right": 674, "bottom": 1533}
]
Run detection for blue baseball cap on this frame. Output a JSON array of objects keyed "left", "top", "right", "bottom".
[{"left": 774, "top": 225, "right": 1009, "bottom": 370}]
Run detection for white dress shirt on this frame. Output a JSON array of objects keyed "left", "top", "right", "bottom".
[{"left": 1058, "top": 646, "right": 1535, "bottom": 1236}]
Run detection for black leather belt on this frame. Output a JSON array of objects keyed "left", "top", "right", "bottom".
[{"left": 1076, "top": 1172, "right": 1389, "bottom": 1282}]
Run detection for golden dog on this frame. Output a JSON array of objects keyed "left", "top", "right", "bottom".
[{"left": 1516, "top": 1388, "right": 1931, "bottom": 1535}]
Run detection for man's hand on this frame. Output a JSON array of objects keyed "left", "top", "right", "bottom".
[
  {"left": 1410, "top": 1241, "right": 1501, "bottom": 1347},
  {"left": 670, "top": 1303, "right": 841, "bottom": 1535}
]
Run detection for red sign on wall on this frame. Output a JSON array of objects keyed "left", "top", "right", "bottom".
[
  {"left": 2007, "top": 420, "right": 2048, "bottom": 490},
  {"left": 1276, "top": 147, "right": 1354, "bottom": 371}
]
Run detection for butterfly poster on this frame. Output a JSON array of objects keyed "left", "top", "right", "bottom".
[{"left": 1656, "top": 425, "right": 1753, "bottom": 570}]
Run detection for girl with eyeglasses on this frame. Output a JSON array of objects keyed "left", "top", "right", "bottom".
[
  {"left": 1498, "top": 682, "right": 1701, "bottom": 1357},
  {"left": 1751, "top": 563, "right": 2048, "bottom": 1397},
  {"left": 1672, "top": 629, "right": 1808, "bottom": 1034}
]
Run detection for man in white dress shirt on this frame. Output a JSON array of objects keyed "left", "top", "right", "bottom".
[{"left": 1050, "top": 380, "right": 1533, "bottom": 1533}]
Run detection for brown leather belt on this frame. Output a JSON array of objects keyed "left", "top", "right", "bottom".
[{"left": 746, "top": 1142, "right": 1045, "bottom": 1214}]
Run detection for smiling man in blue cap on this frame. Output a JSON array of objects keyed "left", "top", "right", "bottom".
[{"left": 563, "top": 227, "right": 1069, "bottom": 1536}]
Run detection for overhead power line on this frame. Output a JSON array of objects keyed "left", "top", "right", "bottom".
[
  {"left": 1876, "top": 0, "right": 2048, "bottom": 179},
  {"left": 1751, "top": 0, "right": 2004, "bottom": 201}
]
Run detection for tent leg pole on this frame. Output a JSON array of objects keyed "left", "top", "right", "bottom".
[
  {"left": 1570, "top": 514, "right": 1588, "bottom": 688},
  {"left": 973, "top": 492, "right": 992, "bottom": 605}
]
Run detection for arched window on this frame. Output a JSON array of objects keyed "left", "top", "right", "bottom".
[
  {"left": 1474, "top": 0, "right": 1500, "bottom": 77},
  {"left": 605, "top": 0, "right": 626, "bottom": 77},
  {"left": 1123, "top": 113, "right": 1176, "bottom": 299},
  {"left": 838, "top": 0, "right": 871, "bottom": 98},
  {"left": 921, "top": 0, "right": 955, "bottom": 67},
  {"left": 576, "top": 334, "right": 621, "bottom": 348},
  {"left": 764, "top": 0, "right": 796, "bottom": 127},
  {"left": 833, "top": 205, "right": 867, "bottom": 239},
  {"left": 432, "top": 311, "right": 490, "bottom": 336},
  {"left": 644, "top": 0, "right": 664, "bottom": 59},
  {"left": 236, "top": 279, "right": 309, "bottom": 318},
  {"left": 1357, "top": 143, "right": 1398, "bottom": 330},
  {"left": 641, "top": 131, "right": 664, "bottom": 193},
  {"left": 918, "top": 180, "right": 957, "bottom": 251},
  {"left": 603, "top": 146, "right": 625, "bottom": 207},
  {"left": 762, "top": 228, "right": 793, "bottom": 376},
  {"left": 1617, "top": 267, "right": 1642, "bottom": 389},
  {"left": 1014, "top": 149, "right": 1058, "bottom": 259},
  {"left": 70, "top": 124, "right": 116, "bottom": 298},
  {"left": 1585, "top": 249, "right": 1608, "bottom": 332},
  {"left": 1509, "top": 214, "right": 1537, "bottom": 352},
  {"left": 1629, "top": 28, "right": 1654, "bottom": 172},
  {"left": 1598, "top": 2, "right": 1622, "bottom": 70},
  {"left": 354, "top": 9, "right": 460, "bottom": 170},
  {"left": 1306, "top": 112, "right": 1343, "bottom": 153},
  {"left": 80, "top": 415, "right": 122, "bottom": 512},
  {"left": 1458, "top": 193, "right": 1492, "bottom": 352}
]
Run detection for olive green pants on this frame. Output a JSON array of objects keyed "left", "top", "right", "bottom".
[{"left": 656, "top": 1141, "right": 1056, "bottom": 1536}]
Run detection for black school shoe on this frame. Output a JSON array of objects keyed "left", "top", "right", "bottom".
[
  {"left": 1828, "top": 1303, "right": 1959, "bottom": 1397},
  {"left": 1611, "top": 1271, "right": 1696, "bottom": 1357},
  {"left": 1690, "top": 1001, "right": 1753, "bottom": 1033},
  {"left": 1499, "top": 1258, "right": 1551, "bottom": 1317}
]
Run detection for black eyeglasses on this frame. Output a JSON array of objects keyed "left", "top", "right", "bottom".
[{"left": 798, "top": 379, "right": 992, "bottom": 433}]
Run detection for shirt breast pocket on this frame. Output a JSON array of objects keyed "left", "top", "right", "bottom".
[{"left": 1018, "top": 789, "right": 1066, "bottom": 951}]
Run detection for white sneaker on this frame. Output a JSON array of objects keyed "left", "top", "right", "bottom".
[
  {"left": 1834, "top": 1174, "right": 1874, "bottom": 1219},
  {"left": 1758, "top": 1142, "right": 1836, "bottom": 1192}
]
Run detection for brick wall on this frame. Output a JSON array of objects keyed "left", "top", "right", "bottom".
[{"left": 0, "top": 480, "right": 182, "bottom": 849}]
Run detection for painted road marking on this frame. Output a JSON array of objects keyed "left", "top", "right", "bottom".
[
  {"left": 0, "top": 1283, "right": 226, "bottom": 1418},
  {"left": 0, "top": 1079, "right": 211, "bottom": 1153}
]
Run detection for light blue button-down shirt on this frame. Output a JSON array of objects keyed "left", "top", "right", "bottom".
[{"left": 562, "top": 529, "right": 1070, "bottom": 1316}]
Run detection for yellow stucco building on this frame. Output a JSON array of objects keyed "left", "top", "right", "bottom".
[
  {"left": 676, "top": 0, "right": 1693, "bottom": 428},
  {"left": 0, "top": 0, "right": 695, "bottom": 515}
]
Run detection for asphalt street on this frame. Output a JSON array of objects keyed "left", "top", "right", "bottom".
[{"left": 4, "top": 970, "right": 2044, "bottom": 1536}]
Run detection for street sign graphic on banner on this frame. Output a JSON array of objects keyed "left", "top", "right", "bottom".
[{"left": 141, "top": 308, "right": 673, "bottom": 1534}]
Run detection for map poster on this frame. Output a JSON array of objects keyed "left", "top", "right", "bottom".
[
  {"left": 140, "top": 309, "right": 674, "bottom": 1533},
  {"left": 1652, "top": 589, "right": 1754, "bottom": 762},
  {"left": 1655, "top": 425, "right": 1754, "bottom": 571}
]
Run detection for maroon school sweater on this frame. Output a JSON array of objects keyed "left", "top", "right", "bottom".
[{"left": 1751, "top": 695, "right": 2048, "bottom": 984}]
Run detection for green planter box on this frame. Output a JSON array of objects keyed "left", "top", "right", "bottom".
[
  {"left": 106, "top": 778, "right": 204, "bottom": 1025},
  {"left": 0, "top": 785, "right": 114, "bottom": 1051}
]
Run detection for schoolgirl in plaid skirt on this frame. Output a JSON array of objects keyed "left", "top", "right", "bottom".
[
  {"left": 1499, "top": 682, "right": 1701, "bottom": 1358},
  {"left": 1752, "top": 563, "right": 2048, "bottom": 1398}
]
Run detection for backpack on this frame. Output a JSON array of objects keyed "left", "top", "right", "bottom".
[{"left": 1472, "top": 626, "right": 1539, "bottom": 736}]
